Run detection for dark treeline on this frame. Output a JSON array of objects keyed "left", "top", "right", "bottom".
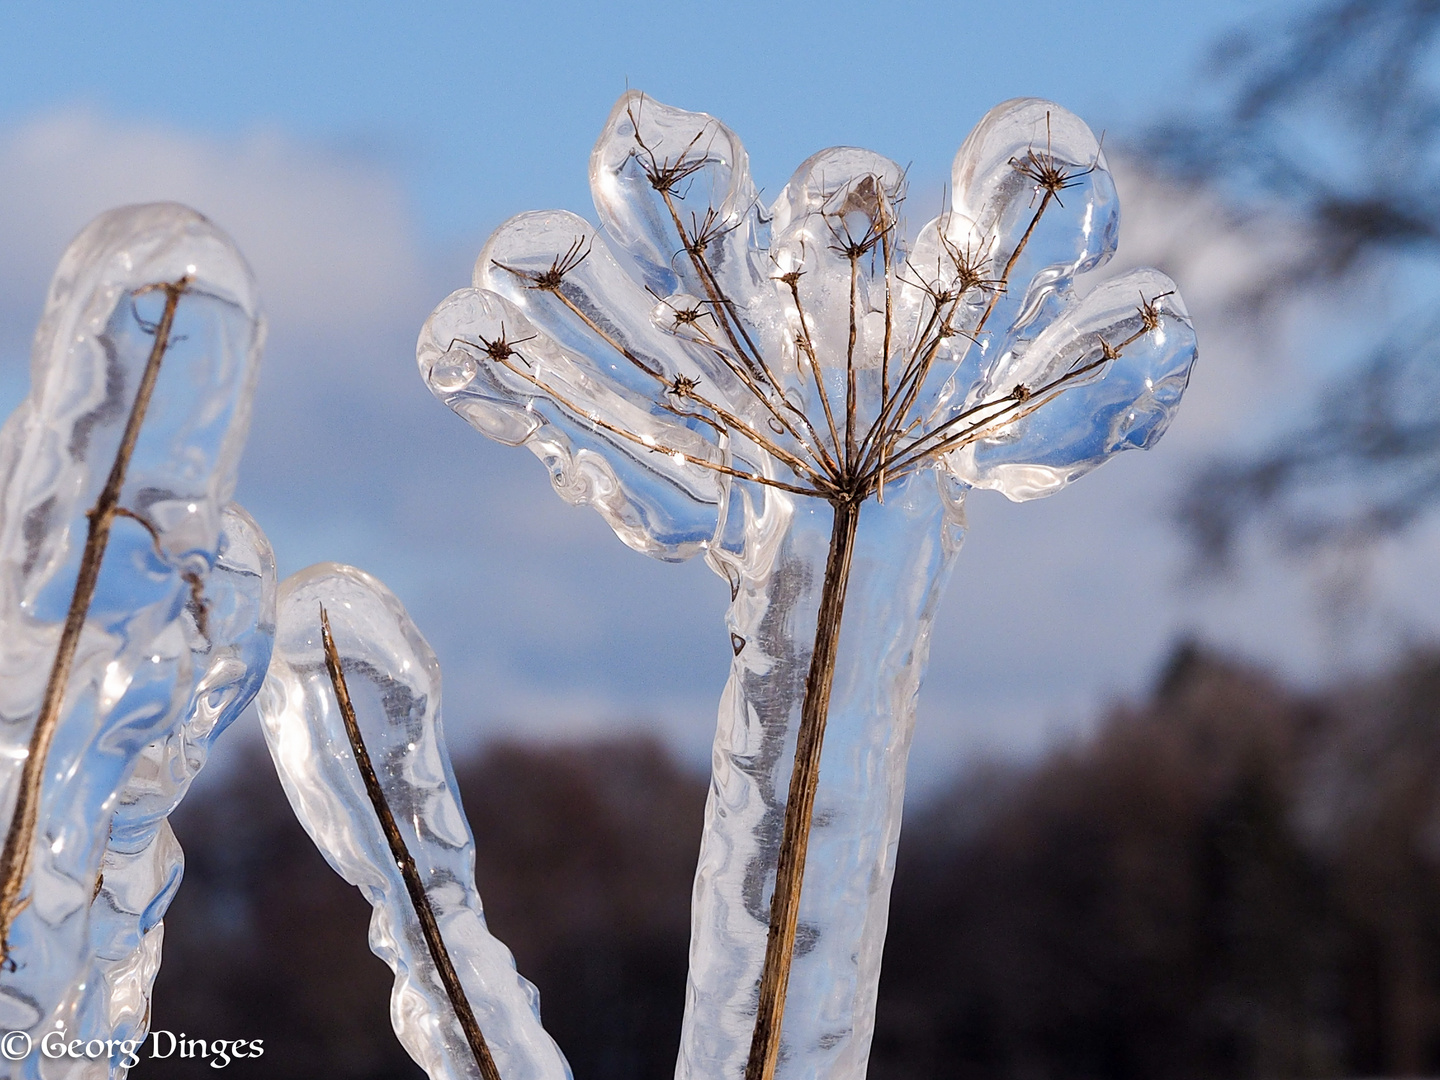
[
  {"left": 875, "top": 645, "right": 1440, "bottom": 1080},
  {"left": 137, "top": 645, "right": 1440, "bottom": 1079}
]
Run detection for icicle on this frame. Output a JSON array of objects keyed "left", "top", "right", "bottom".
[{"left": 34, "top": 504, "right": 275, "bottom": 1079}]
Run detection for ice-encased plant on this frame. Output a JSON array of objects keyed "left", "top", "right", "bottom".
[
  {"left": 420, "top": 91, "right": 1196, "bottom": 1080},
  {"left": 0, "top": 203, "right": 268, "bottom": 1062},
  {"left": 258, "top": 563, "right": 569, "bottom": 1080},
  {"left": 41, "top": 504, "right": 275, "bottom": 1079}
]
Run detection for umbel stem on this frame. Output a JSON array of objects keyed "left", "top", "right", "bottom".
[
  {"left": 746, "top": 498, "right": 862, "bottom": 1080},
  {"left": 0, "top": 277, "right": 190, "bottom": 964},
  {"left": 319, "top": 609, "right": 503, "bottom": 1080}
]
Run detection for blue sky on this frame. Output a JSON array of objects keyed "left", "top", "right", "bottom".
[
  {"left": 8, "top": 0, "right": 1411, "bottom": 789},
  {"left": 0, "top": 0, "right": 1280, "bottom": 241}
]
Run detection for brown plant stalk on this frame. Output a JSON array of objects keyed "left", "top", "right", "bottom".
[
  {"left": 319, "top": 608, "right": 502, "bottom": 1080},
  {"left": 0, "top": 276, "right": 190, "bottom": 964},
  {"left": 746, "top": 496, "right": 860, "bottom": 1080}
]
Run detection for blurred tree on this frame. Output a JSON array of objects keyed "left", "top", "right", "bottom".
[
  {"left": 1147, "top": 0, "right": 1440, "bottom": 559},
  {"left": 873, "top": 647, "right": 1343, "bottom": 1080},
  {"left": 459, "top": 739, "right": 704, "bottom": 1080},
  {"left": 872, "top": 644, "right": 1440, "bottom": 1080}
]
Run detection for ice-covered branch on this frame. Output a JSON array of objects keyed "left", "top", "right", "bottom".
[
  {"left": 259, "top": 563, "right": 570, "bottom": 1080},
  {"left": 0, "top": 204, "right": 263, "bottom": 1042}
]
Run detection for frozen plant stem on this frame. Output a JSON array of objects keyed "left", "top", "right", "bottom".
[
  {"left": 0, "top": 276, "right": 190, "bottom": 964},
  {"left": 674, "top": 116, "right": 1067, "bottom": 1078},
  {"left": 319, "top": 607, "right": 503, "bottom": 1080},
  {"left": 748, "top": 497, "right": 859, "bottom": 1080}
]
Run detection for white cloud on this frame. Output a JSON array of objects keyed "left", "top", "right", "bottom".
[{"left": 0, "top": 109, "right": 429, "bottom": 342}]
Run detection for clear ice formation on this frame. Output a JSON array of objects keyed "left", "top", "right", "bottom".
[
  {"left": 0, "top": 204, "right": 264, "bottom": 1042},
  {"left": 419, "top": 92, "right": 1197, "bottom": 1080},
  {"left": 258, "top": 563, "right": 571, "bottom": 1080},
  {"left": 33, "top": 504, "right": 275, "bottom": 1079}
]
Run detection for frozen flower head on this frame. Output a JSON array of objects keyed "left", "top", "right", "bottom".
[
  {"left": 419, "top": 91, "right": 1197, "bottom": 1080},
  {"left": 420, "top": 91, "right": 1195, "bottom": 555}
]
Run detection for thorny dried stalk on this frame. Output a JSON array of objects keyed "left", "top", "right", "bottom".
[
  {"left": 0, "top": 276, "right": 191, "bottom": 965},
  {"left": 440, "top": 96, "right": 1187, "bottom": 1080},
  {"left": 320, "top": 608, "right": 502, "bottom": 1080}
]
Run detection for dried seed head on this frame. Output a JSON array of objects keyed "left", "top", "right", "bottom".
[
  {"left": 1138, "top": 290, "right": 1174, "bottom": 333},
  {"left": 627, "top": 96, "right": 714, "bottom": 195},
  {"left": 476, "top": 325, "right": 535, "bottom": 365},
  {"left": 1008, "top": 112, "right": 1101, "bottom": 206},
  {"left": 496, "top": 235, "right": 592, "bottom": 293},
  {"left": 824, "top": 173, "right": 904, "bottom": 261}
]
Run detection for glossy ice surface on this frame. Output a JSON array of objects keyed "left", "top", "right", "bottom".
[
  {"left": 0, "top": 204, "right": 264, "bottom": 1045},
  {"left": 32, "top": 505, "right": 275, "bottom": 1080},
  {"left": 258, "top": 564, "right": 570, "bottom": 1080},
  {"left": 419, "top": 92, "right": 1196, "bottom": 1080}
]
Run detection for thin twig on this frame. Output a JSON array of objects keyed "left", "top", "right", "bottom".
[
  {"left": 491, "top": 283, "right": 832, "bottom": 487},
  {"left": 882, "top": 302, "right": 1165, "bottom": 482},
  {"left": 669, "top": 197, "right": 774, "bottom": 384},
  {"left": 889, "top": 192, "right": 1051, "bottom": 442},
  {"left": 477, "top": 342, "right": 830, "bottom": 498},
  {"left": 660, "top": 194, "right": 831, "bottom": 469},
  {"left": 855, "top": 293, "right": 959, "bottom": 481},
  {"left": 0, "top": 275, "right": 190, "bottom": 965},
  {"left": 515, "top": 250, "right": 832, "bottom": 480},
  {"left": 878, "top": 352, "right": 1112, "bottom": 483},
  {"left": 881, "top": 226, "right": 894, "bottom": 409},
  {"left": 854, "top": 292, "right": 948, "bottom": 474},
  {"left": 784, "top": 274, "right": 845, "bottom": 472},
  {"left": 845, "top": 253, "right": 859, "bottom": 469},
  {"left": 320, "top": 608, "right": 503, "bottom": 1080}
]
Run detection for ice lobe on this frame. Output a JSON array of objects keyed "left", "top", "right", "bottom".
[
  {"left": 33, "top": 505, "right": 275, "bottom": 1079},
  {"left": 0, "top": 204, "right": 263, "bottom": 1035},
  {"left": 258, "top": 563, "right": 570, "bottom": 1080}
]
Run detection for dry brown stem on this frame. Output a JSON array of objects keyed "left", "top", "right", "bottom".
[
  {"left": 0, "top": 276, "right": 190, "bottom": 965},
  {"left": 744, "top": 498, "right": 860, "bottom": 1080},
  {"left": 320, "top": 608, "right": 502, "bottom": 1080}
]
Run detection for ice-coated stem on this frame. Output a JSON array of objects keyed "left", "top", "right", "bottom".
[
  {"left": 0, "top": 203, "right": 262, "bottom": 1041},
  {"left": 0, "top": 277, "right": 189, "bottom": 962},
  {"left": 260, "top": 563, "right": 570, "bottom": 1080},
  {"left": 38, "top": 504, "right": 275, "bottom": 1078},
  {"left": 683, "top": 474, "right": 965, "bottom": 1080},
  {"left": 747, "top": 497, "right": 859, "bottom": 1080},
  {"left": 319, "top": 607, "right": 502, "bottom": 1080}
]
